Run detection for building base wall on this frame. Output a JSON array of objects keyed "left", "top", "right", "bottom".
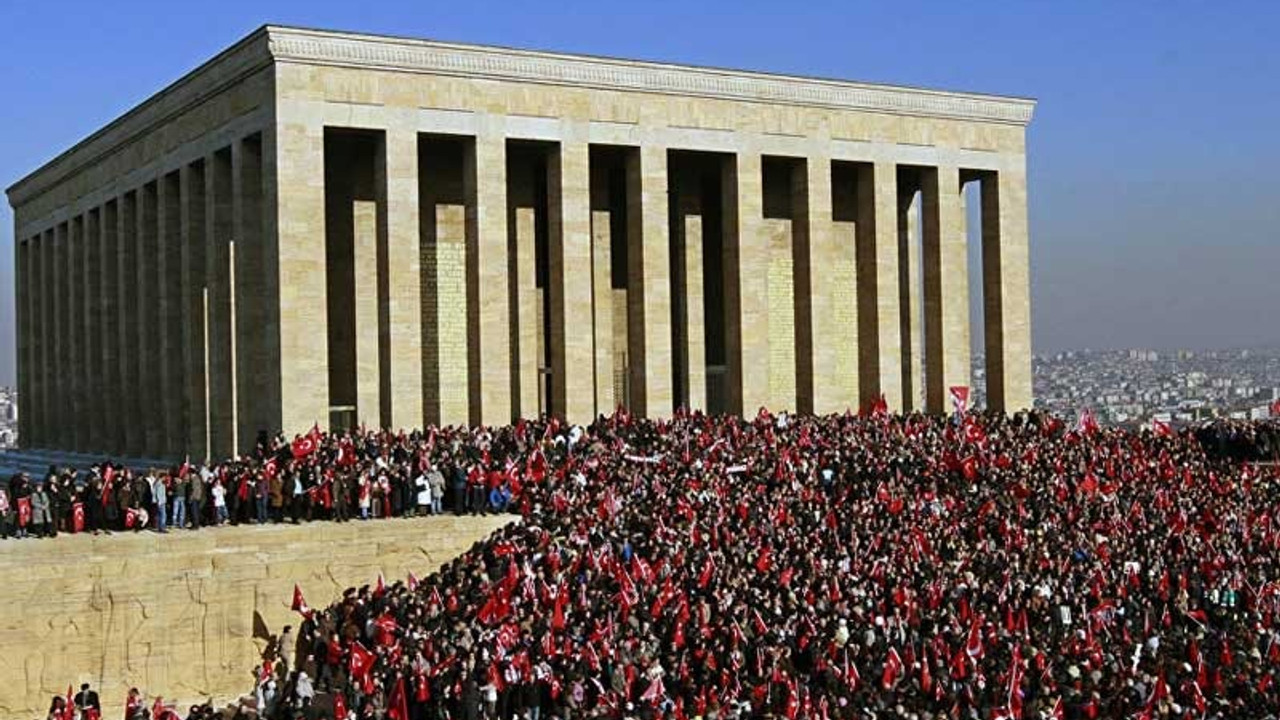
[{"left": 0, "top": 515, "right": 509, "bottom": 719}]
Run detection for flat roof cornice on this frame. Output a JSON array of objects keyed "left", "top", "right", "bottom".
[
  {"left": 268, "top": 26, "right": 1035, "bottom": 126},
  {"left": 8, "top": 24, "right": 1036, "bottom": 209}
]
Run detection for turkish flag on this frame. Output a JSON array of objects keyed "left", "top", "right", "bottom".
[
  {"left": 291, "top": 584, "right": 312, "bottom": 617},
  {"left": 387, "top": 676, "right": 409, "bottom": 720},
  {"left": 333, "top": 692, "right": 347, "bottom": 720},
  {"left": 348, "top": 641, "right": 374, "bottom": 681},
  {"left": 373, "top": 613, "right": 398, "bottom": 646},
  {"left": 870, "top": 394, "right": 889, "bottom": 417},
  {"left": 100, "top": 475, "right": 114, "bottom": 507},
  {"left": 17, "top": 497, "right": 31, "bottom": 527},
  {"left": 966, "top": 620, "right": 984, "bottom": 659},
  {"left": 641, "top": 675, "right": 666, "bottom": 704},
  {"left": 1270, "top": 398, "right": 1280, "bottom": 417},
  {"left": 72, "top": 503, "right": 85, "bottom": 533},
  {"left": 698, "top": 557, "right": 715, "bottom": 589},
  {"left": 1076, "top": 408, "right": 1099, "bottom": 435},
  {"left": 61, "top": 685, "right": 75, "bottom": 720},
  {"left": 291, "top": 436, "right": 317, "bottom": 459},
  {"left": 881, "top": 647, "right": 903, "bottom": 690},
  {"left": 949, "top": 385, "right": 969, "bottom": 415},
  {"left": 1152, "top": 418, "right": 1174, "bottom": 437},
  {"left": 337, "top": 440, "right": 357, "bottom": 467},
  {"left": 552, "top": 584, "right": 569, "bottom": 631}
]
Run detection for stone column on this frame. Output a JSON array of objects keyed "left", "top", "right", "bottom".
[
  {"left": 675, "top": 174, "right": 705, "bottom": 413},
  {"left": 157, "top": 175, "right": 182, "bottom": 457},
  {"left": 181, "top": 164, "right": 208, "bottom": 461},
  {"left": 798, "top": 155, "right": 857, "bottom": 414},
  {"left": 465, "top": 123, "right": 513, "bottom": 426},
  {"left": 68, "top": 215, "right": 84, "bottom": 451},
  {"left": 258, "top": 129, "right": 283, "bottom": 442},
  {"left": 855, "top": 162, "right": 902, "bottom": 411},
  {"left": 15, "top": 235, "right": 28, "bottom": 447},
  {"left": 588, "top": 158, "right": 615, "bottom": 416},
  {"left": 922, "top": 166, "right": 970, "bottom": 414},
  {"left": 233, "top": 139, "right": 265, "bottom": 452},
  {"left": 77, "top": 213, "right": 92, "bottom": 452},
  {"left": 101, "top": 201, "right": 121, "bottom": 455},
  {"left": 723, "top": 149, "right": 770, "bottom": 415},
  {"left": 118, "top": 195, "right": 143, "bottom": 456},
  {"left": 898, "top": 187, "right": 924, "bottom": 412},
  {"left": 351, "top": 195, "right": 380, "bottom": 430},
  {"left": 425, "top": 202, "right": 470, "bottom": 426},
  {"left": 625, "top": 144, "right": 673, "bottom": 417},
  {"left": 511, "top": 175, "right": 539, "bottom": 419},
  {"left": 548, "top": 137, "right": 595, "bottom": 425},
  {"left": 16, "top": 235, "right": 31, "bottom": 447},
  {"left": 981, "top": 167, "right": 1033, "bottom": 412},
  {"left": 380, "top": 128, "right": 424, "bottom": 431},
  {"left": 274, "top": 116, "right": 330, "bottom": 438},
  {"left": 83, "top": 209, "right": 101, "bottom": 451},
  {"left": 137, "top": 184, "right": 163, "bottom": 455},
  {"left": 40, "top": 229, "right": 54, "bottom": 448},
  {"left": 51, "top": 222, "right": 68, "bottom": 449},
  {"left": 29, "top": 232, "right": 40, "bottom": 448},
  {"left": 765, "top": 210, "right": 796, "bottom": 414},
  {"left": 206, "top": 151, "right": 235, "bottom": 458}
]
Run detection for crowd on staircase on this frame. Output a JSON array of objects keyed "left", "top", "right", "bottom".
[{"left": 28, "top": 407, "right": 1280, "bottom": 719}]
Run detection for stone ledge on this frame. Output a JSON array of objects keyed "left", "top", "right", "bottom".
[{"left": 268, "top": 26, "right": 1036, "bottom": 125}]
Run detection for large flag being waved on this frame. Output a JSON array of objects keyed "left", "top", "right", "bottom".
[
  {"left": 949, "top": 385, "right": 969, "bottom": 416},
  {"left": 1151, "top": 418, "right": 1174, "bottom": 437},
  {"left": 1076, "top": 407, "right": 1099, "bottom": 435}
]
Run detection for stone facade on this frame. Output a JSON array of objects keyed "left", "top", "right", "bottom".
[
  {"left": 7, "top": 25, "right": 1035, "bottom": 458},
  {"left": 0, "top": 515, "right": 508, "bottom": 719}
]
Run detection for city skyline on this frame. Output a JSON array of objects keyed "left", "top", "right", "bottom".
[{"left": 3, "top": 0, "right": 1278, "bottom": 388}]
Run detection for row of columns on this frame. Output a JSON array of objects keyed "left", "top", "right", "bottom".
[
  {"left": 16, "top": 132, "right": 272, "bottom": 460},
  {"left": 15, "top": 122, "right": 1030, "bottom": 457},
  {"left": 312, "top": 127, "right": 1029, "bottom": 434}
]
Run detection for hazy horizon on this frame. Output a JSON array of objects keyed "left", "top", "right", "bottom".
[{"left": 2, "top": 0, "right": 1277, "bottom": 387}]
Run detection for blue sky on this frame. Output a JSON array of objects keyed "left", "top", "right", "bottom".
[{"left": 2, "top": 0, "right": 1278, "bottom": 386}]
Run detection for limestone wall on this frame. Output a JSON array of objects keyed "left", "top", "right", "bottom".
[{"left": 0, "top": 515, "right": 509, "bottom": 719}]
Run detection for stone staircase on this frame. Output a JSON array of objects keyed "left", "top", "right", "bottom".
[{"left": 0, "top": 447, "right": 173, "bottom": 478}]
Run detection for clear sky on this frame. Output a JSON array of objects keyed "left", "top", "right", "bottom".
[{"left": 2, "top": 0, "right": 1277, "bottom": 387}]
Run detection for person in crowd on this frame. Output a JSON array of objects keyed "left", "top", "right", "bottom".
[
  {"left": 211, "top": 479, "right": 228, "bottom": 526},
  {"left": 452, "top": 464, "right": 469, "bottom": 516},
  {"left": 0, "top": 482, "right": 12, "bottom": 539},
  {"left": 171, "top": 470, "right": 187, "bottom": 530},
  {"left": 190, "top": 466, "right": 208, "bottom": 530},
  {"left": 73, "top": 682, "right": 101, "bottom": 717},
  {"left": 428, "top": 464, "right": 446, "bottom": 516},
  {"left": 254, "top": 469, "right": 270, "bottom": 525},
  {"left": 29, "top": 480, "right": 52, "bottom": 538},
  {"left": 8, "top": 472, "right": 29, "bottom": 539},
  {"left": 45, "top": 693, "right": 67, "bottom": 720},
  {"left": 414, "top": 469, "right": 431, "bottom": 517},
  {"left": 152, "top": 471, "right": 168, "bottom": 533}
]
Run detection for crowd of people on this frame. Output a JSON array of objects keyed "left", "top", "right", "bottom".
[
  {"left": 31, "top": 408, "right": 1280, "bottom": 719},
  {"left": 2, "top": 426, "right": 511, "bottom": 540}
]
